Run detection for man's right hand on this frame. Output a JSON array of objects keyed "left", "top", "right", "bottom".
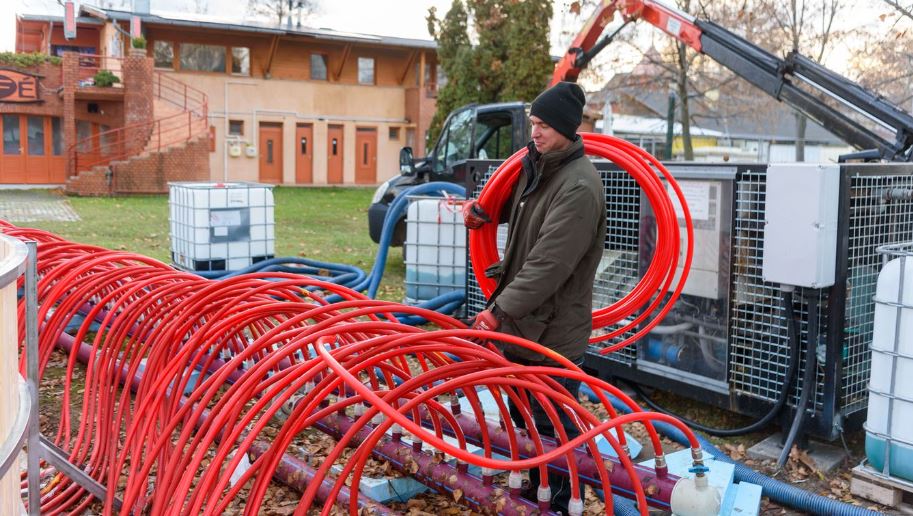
[{"left": 462, "top": 200, "right": 492, "bottom": 229}]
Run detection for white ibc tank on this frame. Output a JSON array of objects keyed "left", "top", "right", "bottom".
[
  {"left": 404, "top": 196, "right": 466, "bottom": 304},
  {"left": 169, "top": 182, "right": 275, "bottom": 272},
  {"left": 866, "top": 244, "right": 913, "bottom": 481}
]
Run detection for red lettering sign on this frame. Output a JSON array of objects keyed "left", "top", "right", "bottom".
[{"left": 0, "top": 70, "right": 42, "bottom": 103}]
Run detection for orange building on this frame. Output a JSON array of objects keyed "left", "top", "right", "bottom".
[{"left": 10, "top": 5, "right": 440, "bottom": 191}]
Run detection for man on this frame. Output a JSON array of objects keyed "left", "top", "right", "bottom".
[{"left": 463, "top": 81, "right": 607, "bottom": 514}]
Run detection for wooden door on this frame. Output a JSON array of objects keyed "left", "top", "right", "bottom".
[
  {"left": 24, "top": 116, "right": 49, "bottom": 184},
  {"left": 48, "top": 117, "right": 66, "bottom": 183},
  {"left": 295, "top": 123, "right": 313, "bottom": 184},
  {"left": 327, "top": 124, "right": 344, "bottom": 184},
  {"left": 75, "top": 120, "right": 101, "bottom": 173},
  {"left": 0, "top": 115, "right": 26, "bottom": 183},
  {"left": 258, "top": 123, "right": 283, "bottom": 184},
  {"left": 354, "top": 127, "right": 377, "bottom": 184}
]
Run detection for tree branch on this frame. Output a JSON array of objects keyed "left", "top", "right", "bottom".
[{"left": 883, "top": 0, "right": 913, "bottom": 22}]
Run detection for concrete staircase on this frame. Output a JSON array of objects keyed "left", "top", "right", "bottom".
[{"left": 67, "top": 72, "right": 209, "bottom": 195}]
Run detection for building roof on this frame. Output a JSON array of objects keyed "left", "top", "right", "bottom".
[
  {"left": 73, "top": 5, "right": 437, "bottom": 50},
  {"left": 17, "top": 13, "right": 104, "bottom": 26},
  {"left": 596, "top": 114, "right": 727, "bottom": 137}
]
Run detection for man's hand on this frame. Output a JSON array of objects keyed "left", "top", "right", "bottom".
[
  {"left": 462, "top": 200, "right": 492, "bottom": 229},
  {"left": 471, "top": 308, "right": 501, "bottom": 332}
]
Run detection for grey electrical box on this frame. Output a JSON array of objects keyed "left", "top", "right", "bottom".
[{"left": 762, "top": 163, "right": 840, "bottom": 288}]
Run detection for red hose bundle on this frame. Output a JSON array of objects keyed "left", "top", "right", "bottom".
[
  {"left": 468, "top": 132, "right": 694, "bottom": 353},
  {"left": 4, "top": 222, "right": 704, "bottom": 515}
]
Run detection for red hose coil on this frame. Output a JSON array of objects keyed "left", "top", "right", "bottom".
[{"left": 468, "top": 132, "right": 694, "bottom": 353}]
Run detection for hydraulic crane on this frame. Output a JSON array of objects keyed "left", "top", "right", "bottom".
[{"left": 554, "top": 0, "right": 913, "bottom": 162}]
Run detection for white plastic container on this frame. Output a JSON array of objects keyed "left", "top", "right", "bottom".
[
  {"left": 169, "top": 182, "right": 275, "bottom": 272},
  {"left": 404, "top": 196, "right": 466, "bottom": 303},
  {"left": 865, "top": 243, "right": 913, "bottom": 482}
]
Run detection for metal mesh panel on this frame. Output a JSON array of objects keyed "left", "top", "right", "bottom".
[
  {"left": 842, "top": 173, "right": 913, "bottom": 414},
  {"left": 589, "top": 168, "right": 641, "bottom": 364},
  {"left": 464, "top": 163, "right": 641, "bottom": 364},
  {"left": 465, "top": 166, "right": 498, "bottom": 318},
  {"left": 728, "top": 169, "right": 827, "bottom": 411}
]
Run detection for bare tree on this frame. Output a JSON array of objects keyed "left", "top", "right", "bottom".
[
  {"left": 851, "top": 4, "right": 913, "bottom": 113},
  {"left": 247, "top": 0, "right": 316, "bottom": 27},
  {"left": 883, "top": 0, "right": 913, "bottom": 21},
  {"left": 758, "top": 0, "right": 842, "bottom": 160}
]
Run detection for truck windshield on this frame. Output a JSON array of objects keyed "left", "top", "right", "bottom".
[{"left": 434, "top": 108, "right": 473, "bottom": 173}]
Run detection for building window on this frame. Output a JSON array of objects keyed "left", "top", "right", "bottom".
[
  {"left": 357, "top": 57, "right": 374, "bottom": 85},
  {"left": 99, "top": 124, "right": 114, "bottom": 155},
  {"left": 51, "top": 117, "right": 62, "bottom": 155},
  {"left": 180, "top": 43, "right": 226, "bottom": 73},
  {"left": 310, "top": 54, "right": 327, "bottom": 80},
  {"left": 76, "top": 121, "right": 92, "bottom": 152},
  {"left": 153, "top": 41, "right": 174, "bottom": 68},
  {"left": 388, "top": 127, "right": 400, "bottom": 140},
  {"left": 27, "top": 116, "right": 45, "bottom": 156},
  {"left": 3, "top": 115, "right": 20, "bottom": 155},
  {"left": 231, "top": 47, "right": 250, "bottom": 75},
  {"left": 228, "top": 120, "right": 244, "bottom": 136},
  {"left": 51, "top": 44, "right": 96, "bottom": 57}
]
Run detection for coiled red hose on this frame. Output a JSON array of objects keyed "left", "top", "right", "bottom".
[
  {"left": 4, "top": 222, "right": 704, "bottom": 515},
  {"left": 468, "top": 132, "right": 694, "bottom": 353}
]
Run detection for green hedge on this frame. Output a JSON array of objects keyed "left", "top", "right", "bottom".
[{"left": 0, "top": 52, "right": 62, "bottom": 68}]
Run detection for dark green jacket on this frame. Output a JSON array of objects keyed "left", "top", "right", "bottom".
[{"left": 486, "top": 137, "right": 606, "bottom": 363}]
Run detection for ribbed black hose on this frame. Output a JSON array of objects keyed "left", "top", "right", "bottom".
[
  {"left": 777, "top": 291, "right": 819, "bottom": 467},
  {"left": 632, "top": 288, "right": 801, "bottom": 437}
]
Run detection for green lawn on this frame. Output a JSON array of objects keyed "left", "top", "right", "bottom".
[{"left": 27, "top": 187, "right": 406, "bottom": 301}]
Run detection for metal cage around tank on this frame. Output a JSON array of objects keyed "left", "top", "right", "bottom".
[{"left": 464, "top": 159, "right": 913, "bottom": 440}]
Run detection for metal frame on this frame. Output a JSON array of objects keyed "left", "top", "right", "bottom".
[
  {"left": 464, "top": 160, "right": 913, "bottom": 440},
  {"left": 0, "top": 239, "right": 124, "bottom": 511}
]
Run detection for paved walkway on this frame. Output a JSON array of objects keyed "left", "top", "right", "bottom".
[{"left": 0, "top": 190, "right": 80, "bottom": 223}]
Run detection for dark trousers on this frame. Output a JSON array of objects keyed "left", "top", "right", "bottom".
[{"left": 506, "top": 355, "right": 583, "bottom": 513}]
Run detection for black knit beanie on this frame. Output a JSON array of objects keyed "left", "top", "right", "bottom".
[{"left": 530, "top": 82, "right": 586, "bottom": 141}]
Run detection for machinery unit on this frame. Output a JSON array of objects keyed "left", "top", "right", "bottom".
[
  {"left": 466, "top": 160, "right": 913, "bottom": 439},
  {"left": 169, "top": 182, "right": 275, "bottom": 272}
]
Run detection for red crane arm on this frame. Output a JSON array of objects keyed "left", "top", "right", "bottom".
[{"left": 550, "top": 0, "right": 703, "bottom": 86}]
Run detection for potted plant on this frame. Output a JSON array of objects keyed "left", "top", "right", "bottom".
[
  {"left": 131, "top": 36, "right": 147, "bottom": 49},
  {"left": 92, "top": 69, "right": 120, "bottom": 87}
]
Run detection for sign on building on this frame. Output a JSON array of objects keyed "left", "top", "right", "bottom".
[{"left": 0, "top": 69, "right": 41, "bottom": 103}]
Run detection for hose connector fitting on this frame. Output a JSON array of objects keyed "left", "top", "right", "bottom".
[
  {"left": 537, "top": 485, "right": 551, "bottom": 510},
  {"left": 568, "top": 497, "right": 584, "bottom": 516},
  {"left": 508, "top": 471, "right": 523, "bottom": 495}
]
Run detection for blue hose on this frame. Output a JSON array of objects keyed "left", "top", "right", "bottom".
[
  {"left": 579, "top": 386, "right": 882, "bottom": 516},
  {"left": 191, "top": 257, "right": 366, "bottom": 289},
  {"left": 352, "top": 181, "right": 466, "bottom": 298},
  {"left": 187, "top": 182, "right": 468, "bottom": 324}
]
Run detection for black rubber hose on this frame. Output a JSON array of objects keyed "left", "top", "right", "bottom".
[
  {"left": 631, "top": 288, "right": 802, "bottom": 437},
  {"left": 777, "top": 291, "right": 819, "bottom": 468}
]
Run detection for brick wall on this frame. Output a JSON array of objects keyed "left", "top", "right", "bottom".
[
  {"left": 112, "top": 136, "right": 210, "bottom": 193},
  {"left": 62, "top": 53, "right": 78, "bottom": 178},
  {"left": 65, "top": 167, "right": 111, "bottom": 196},
  {"left": 123, "top": 50, "right": 154, "bottom": 156},
  {"left": 67, "top": 136, "right": 209, "bottom": 195},
  {"left": 0, "top": 62, "right": 64, "bottom": 117}
]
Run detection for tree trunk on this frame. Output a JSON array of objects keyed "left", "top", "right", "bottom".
[
  {"left": 677, "top": 42, "right": 694, "bottom": 161},
  {"left": 795, "top": 112, "right": 807, "bottom": 161}
]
